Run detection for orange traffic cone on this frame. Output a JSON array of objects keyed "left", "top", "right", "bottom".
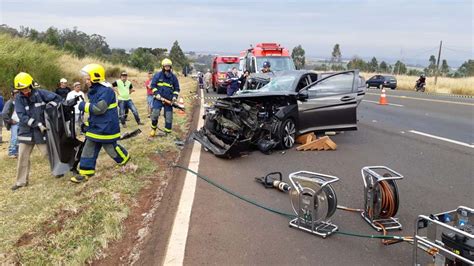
[
  {"left": 379, "top": 88, "right": 388, "bottom": 105},
  {"left": 177, "top": 97, "right": 185, "bottom": 115}
]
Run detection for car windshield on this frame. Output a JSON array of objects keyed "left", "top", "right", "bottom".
[
  {"left": 217, "top": 63, "right": 239, "bottom": 72},
  {"left": 256, "top": 57, "right": 296, "bottom": 72},
  {"left": 253, "top": 75, "right": 296, "bottom": 93}
]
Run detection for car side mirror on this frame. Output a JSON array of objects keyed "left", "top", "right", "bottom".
[{"left": 297, "top": 90, "right": 309, "bottom": 101}]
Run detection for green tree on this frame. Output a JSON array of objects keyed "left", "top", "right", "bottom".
[
  {"left": 0, "top": 24, "right": 20, "bottom": 36},
  {"left": 109, "top": 48, "right": 130, "bottom": 65},
  {"left": 347, "top": 57, "right": 367, "bottom": 71},
  {"left": 393, "top": 60, "right": 407, "bottom": 75},
  {"left": 456, "top": 59, "right": 474, "bottom": 77},
  {"left": 368, "top": 57, "right": 379, "bottom": 72},
  {"left": 331, "top": 44, "right": 341, "bottom": 63},
  {"left": 407, "top": 69, "right": 423, "bottom": 76},
  {"left": 169, "top": 40, "right": 189, "bottom": 71},
  {"left": 43, "top": 27, "right": 61, "bottom": 47},
  {"left": 426, "top": 55, "right": 437, "bottom": 76},
  {"left": 314, "top": 64, "right": 329, "bottom": 71},
  {"left": 291, "top": 45, "right": 306, "bottom": 70},
  {"left": 440, "top": 59, "right": 449, "bottom": 76},
  {"left": 130, "top": 47, "right": 155, "bottom": 71},
  {"left": 151, "top": 48, "right": 168, "bottom": 62},
  {"left": 379, "top": 61, "right": 389, "bottom": 73}
]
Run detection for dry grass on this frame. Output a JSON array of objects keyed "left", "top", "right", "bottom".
[
  {"left": 57, "top": 55, "right": 140, "bottom": 84},
  {"left": 0, "top": 73, "right": 196, "bottom": 264},
  {"left": 360, "top": 72, "right": 474, "bottom": 95}
]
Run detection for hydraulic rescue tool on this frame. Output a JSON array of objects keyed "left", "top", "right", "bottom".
[
  {"left": 289, "top": 171, "right": 339, "bottom": 238},
  {"left": 255, "top": 172, "right": 291, "bottom": 192},
  {"left": 361, "top": 166, "right": 404, "bottom": 231},
  {"left": 414, "top": 206, "right": 473, "bottom": 266},
  {"left": 154, "top": 94, "right": 185, "bottom": 111}
]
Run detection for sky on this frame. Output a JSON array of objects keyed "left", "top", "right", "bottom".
[{"left": 0, "top": 0, "right": 472, "bottom": 66}]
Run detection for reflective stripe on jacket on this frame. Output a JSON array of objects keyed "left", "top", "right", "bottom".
[
  {"left": 150, "top": 71, "right": 180, "bottom": 101},
  {"left": 79, "top": 83, "right": 120, "bottom": 143},
  {"left": 15, "top": 89, "right": 62, "bottom": 144}
]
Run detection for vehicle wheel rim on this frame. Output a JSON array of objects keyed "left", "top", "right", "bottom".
[{"left": 283, "top": 120, "right": 296, "bottom": 148}]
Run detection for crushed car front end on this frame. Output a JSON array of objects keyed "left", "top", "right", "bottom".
[{"left": 192, "top": 93, "right": 298, "bottom": 158}]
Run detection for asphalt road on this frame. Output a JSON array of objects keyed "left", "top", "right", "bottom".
[{"left": 139, "top": 87, "right": 473, "bottom": 265}]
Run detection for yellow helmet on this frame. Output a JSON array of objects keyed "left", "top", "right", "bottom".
[
  {"left": 161, "top": 58, "right": 172, "bottom": 67},
  {"left": 14, "top": 72, "right": 34, "bottom": 90},
  {"left": 81, "top": 63, "right": 105, "bottom": 83}
]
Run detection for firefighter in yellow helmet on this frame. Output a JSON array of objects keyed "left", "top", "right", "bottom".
[
  {"left": 149, "top": 58, "right": 180, "bottom": 137},
  {"left": 71, "top": 64, "right": 130, "bottom": 183},
  {"left": 12, "top": 72, "right": 62, "bottom": 190}
]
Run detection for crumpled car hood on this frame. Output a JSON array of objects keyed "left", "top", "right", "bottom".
[{"left": 192, "top": 94, "right": 298, "bottom": 158}]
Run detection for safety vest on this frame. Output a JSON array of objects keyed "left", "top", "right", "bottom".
[{"left": 116, "top": 80, "right": 132, "bottom": 101}]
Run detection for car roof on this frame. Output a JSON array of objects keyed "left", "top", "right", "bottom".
[{"left": 275, "top": 70, "right": 317, "bottom": 78}]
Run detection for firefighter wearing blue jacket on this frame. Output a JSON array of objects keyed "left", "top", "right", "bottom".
[
  {"left": 71, "top": 64, "right": 130, "bottom": 183},
  {"left": 226, "top": 67, "right": 240, "bottom": 96},
  {"left": 149, "top": 58, "right": 180, "bottom": 137},
  {"left": 12, "top": 72, "right": 62, "bottom": 190}
]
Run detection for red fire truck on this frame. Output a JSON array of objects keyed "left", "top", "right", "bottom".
[
  {"left": 239, "top": 43, "right": 295, "bottom": 73},
  {"left": 212, "top": 56, "right": 240, "bottom": 94}
]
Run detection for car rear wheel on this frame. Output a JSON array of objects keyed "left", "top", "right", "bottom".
[
  {"left": 279, "top": 118, "right": 296, "bottom": 149},
  {"left": 366, "top": 83, "right": 370, "bottom": 88}
]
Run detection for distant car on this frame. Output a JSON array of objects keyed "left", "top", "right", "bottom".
[
  {"left": 193, "top": 70, "right": 363, "bottom": 157},
  {"left": 366, "top": 75, "right": 397, "bottom": 89}
]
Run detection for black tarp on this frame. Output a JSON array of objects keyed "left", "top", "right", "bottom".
[{"left": 44, "top": 102, "right": 82, "bottom": 176}]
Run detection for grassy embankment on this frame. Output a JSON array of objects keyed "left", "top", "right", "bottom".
[
  {"left": 0, "top": 34, "right": 196, "bottom": 264},
  {"left": 360, "top": 72, "right": 474, "bottom": 96}
]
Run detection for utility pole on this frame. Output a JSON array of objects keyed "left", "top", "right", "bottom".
[{"left": 434, "top": 40, "right": 442, "bottom": 85}]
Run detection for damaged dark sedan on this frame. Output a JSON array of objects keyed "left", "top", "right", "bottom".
[{"left": 193, "top": 70, "right": 363, "bottom": 158}]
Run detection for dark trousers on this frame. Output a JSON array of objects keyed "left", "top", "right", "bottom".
[
  {"left": 118, "top": 100, "right": 140, "bottom": 125},
  {"left": 78, "top": 139, "right": 129, "bottom": 176},
  {"left": 150, "top": 100, "right": 173, "bottom": 132}
]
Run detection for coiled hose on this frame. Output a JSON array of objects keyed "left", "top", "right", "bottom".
[{"left": 174, "top": 165, "right": 410, "bottom": 242}]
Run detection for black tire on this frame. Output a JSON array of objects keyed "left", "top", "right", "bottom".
[
  {"left": 378, "top": 84, "right": 383, "bottom": 90},
  {"left": 366, "top": 83, "right": 370, "bottom": 88},
  {"left": 391, "top": 86, "right": 396, "bottom": 90},
  {"left": 279, "top": 118, "right": 296, "bottom": 149}
]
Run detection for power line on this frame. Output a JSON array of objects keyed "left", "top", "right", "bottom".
[
  {"left": 403, "top": 47, "right": 439, "bottom": 58},
  {"left": 444, "top": 46, "right": 473, "bottom": 55}
]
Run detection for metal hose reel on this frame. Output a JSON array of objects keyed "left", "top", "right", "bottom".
[
  {"left": 361, "top": 166, "right": 404, "bottom": 231},
  {"left": 289, "top": 171, "right": 339, "bottom": 238}
]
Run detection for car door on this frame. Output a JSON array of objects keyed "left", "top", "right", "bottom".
[
  {"left": 297, "top": 70, "right": 359, "bottom": 133},
  {"left": 367, "top": 75, "right": 376, "bottom": 87}
]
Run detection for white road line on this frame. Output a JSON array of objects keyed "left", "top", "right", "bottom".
[
  {"left": 409, "top": 130, "right": 474, "bottom": 149},
  {"left": 366, "top": 93, "right": 474, "bottom": 106},
  {"left": 362, "top": 99, "right": 404, "bottom": 107},
  {"left": 164, "top": 89, "right": 205, "bottom": 265}
]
